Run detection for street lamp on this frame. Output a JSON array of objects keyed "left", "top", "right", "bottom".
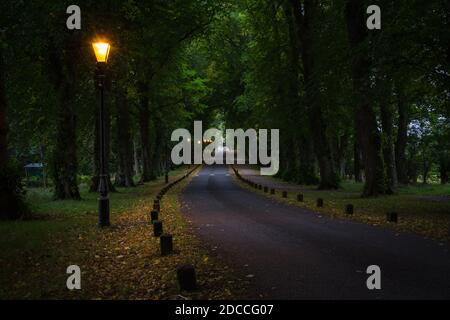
[{"left": 92, "top": 41, "right": 111, "bottom": 227}]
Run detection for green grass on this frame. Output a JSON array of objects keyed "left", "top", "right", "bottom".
[
  {"left": 0, "top": 169, "right": 171, "bottom": 299},
  {"left": 27, "top": 184, "right": 151, "bottom": 216},
  {"left": 0, "top": 169, "right": 187, "bottom": 257},
  {"left": 235, "top": 172, "right": 450, "bottom": 241},
  {"left": 0, "top": 185, "right": 146, "bottom": 257},
  {"left": 0, "top": 166, "right": 245, "bottom": 300}
]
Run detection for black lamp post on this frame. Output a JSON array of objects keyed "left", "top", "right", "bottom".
[{"left": 92, "top": 41, "right": 111, "bottom": 227}]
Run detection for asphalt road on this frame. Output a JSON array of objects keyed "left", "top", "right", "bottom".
[{"left": 180, "top": 165, "right": 450, "bottom": 299}]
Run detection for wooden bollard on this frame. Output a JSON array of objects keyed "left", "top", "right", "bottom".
[
  {"left": 258, "top": 185, "right": 262, "bottom": 190},
  {"left": 153, "top": 203, "right": 160, "bottom": 211},
  {"left": 297, "top": 194, "right": 304, "bottom": 202},
  {"left": 160, "top": 234, "right": 173, "bottom": 256},
  {"left": 387, "top": 212, "right": 398, "bottom": 223},
  {"left": 345, "top": 204, "right": 354, "bottom": 215},
  {"left": 177, "top": 264, "right": 197, "bottom": 291},
  {"left": 282, "top": 191, "right": 288, "bottom": 198},
  {"left": 153, "top": 221, "right": 163, "bottom": 237},
  {"left": 317, "top": 198, "right": 324, "bottom": 207},
  {"left": 150, "top": 210, "right": 159, "bottom": 223},
  {"left": 154, "top": 199, "right": 159, "bottom": 206},
  {"left": 264, "top": 186, "right": 268, "bottom": 193},
  {"left": 270, "top": 189, "right": 275, "bottom": 195},
  {"left": 165, "top": 173, "right": 169, "bottom": 184}
]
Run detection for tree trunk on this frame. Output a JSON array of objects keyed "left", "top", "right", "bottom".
[
  {"left": 280, "top": 137, "right": 295, "bottom": 181},
  {"left": 335, "top": 132, "right": 349, "bottom": 179},
  {"left": 354, "top": 137, "right": 363, "bottom": 182},
  {"left": 407, "top": 150, "right": 418, "bottom": 184},
  {"left": 0, "top": 46, "right": 7, "bottom": 169},
  {"left": 116, "top": 90, "right": 135, "bottom": 187},
  {"left": 297, "top": 137, "right": 318, "bottom": 184},
  {"left": 0, "top": 42, "right": 26, "bottom": 219},
  {"left": 289, "top": 0, "right": 339, "bottom": 189},
  {"left": 395, "top": 87, "right": 409, "bottom": 184},
  {"left": 345, "top": 0, "right": 389, "bottom": 196},
  {"left": 379, "top": 83, "right": 397, "bottom": 190},
  {"left": 440, "top": 161, "right": 449, "bottom": 184},
  {"left": 422, "top": 162, "right": 430, "bottom": 184},
  {"left": 52, "top": 84, "right": 80, "bottom": 199},
  {"left": 48, "top": 33, "right": 81, "bottom": 200},
  {"left": 148, "top": 115, "right": 163, "bottom": 178},
  {"left": 151, "top": 117, "right": 164, "bottom": 178},
  {"left": 138, "top": 81, "right": 154, "bottom": 182},
  {"left": 283, "top": 3, "right": 317, "bottom": 185},
  {"left": 133, "top": 138, "right": 142, "bottom": 177}
]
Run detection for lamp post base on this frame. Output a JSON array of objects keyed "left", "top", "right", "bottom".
[{"left": 98, "top": 196, "right": 110, "bottom": 227}]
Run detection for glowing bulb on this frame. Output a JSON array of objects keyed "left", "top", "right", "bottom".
[{"left": 92, "top": 42, "right": 111, "bottom": 63}]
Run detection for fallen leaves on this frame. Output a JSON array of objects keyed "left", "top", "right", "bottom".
[{"left": 1, "top": 167, "right": 246, "bottom": 300}]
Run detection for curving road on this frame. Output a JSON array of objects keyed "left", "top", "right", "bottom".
[{"left": 180, "top": 165, "right": 450, "bottom": 299}]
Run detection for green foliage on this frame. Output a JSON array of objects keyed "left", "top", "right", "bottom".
[{"left": 2, "top": 0, "right": 449, "bottom": 200}]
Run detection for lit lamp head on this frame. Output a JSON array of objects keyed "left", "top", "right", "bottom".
[{"left": 92, "top": 41, "right": 110, "bottom": 64}]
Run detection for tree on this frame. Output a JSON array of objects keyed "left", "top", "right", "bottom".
[
  {"left": 345, "top": 0, "right": 390, "bottom": 196},
  {"left": 47, "top": 31, "right": 82, "bottom": 200},
  {"left": 0, "top": 35, "right": 28, "bottom": 219},
  {"left": 115, "top": 84, "right": 135, "bottom": 187},
  {"left": 289, "top": 0, "right": 339, "bottom": 189}
]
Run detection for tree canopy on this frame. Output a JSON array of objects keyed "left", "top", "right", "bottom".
[{"left": 1, "top": 0, "right": 449, "bottom": 218}]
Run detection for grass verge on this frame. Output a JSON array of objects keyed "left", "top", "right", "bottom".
[
  {"left": 231, "top": 168, "right": 450, "bottom": 242},
  {"left": 0, "top": 166, "right": 244, "bottom": 299}
]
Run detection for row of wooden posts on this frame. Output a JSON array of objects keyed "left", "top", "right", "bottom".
[
  {"left": 232, "top": 167, "right": 400, "bottom": 224},
  {"left": 150, "top": 165, "right": 200, "bottom": 292}
]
